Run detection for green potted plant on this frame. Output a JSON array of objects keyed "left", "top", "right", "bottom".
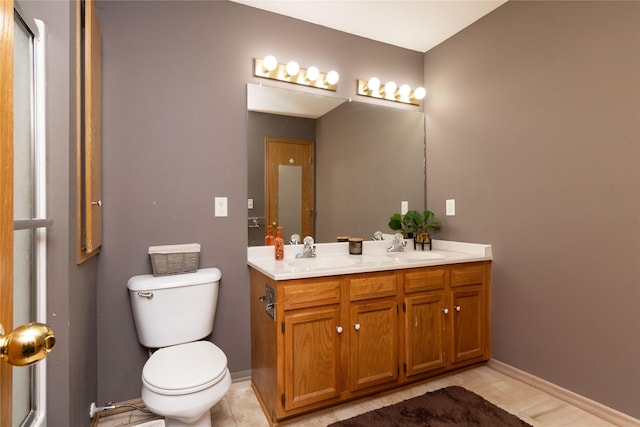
[
  {"left": 388, "top": 210, "right": 441, "bottom": 249},
  {"left": 388, "top": 212, "right": 416, "bottom": 238}
]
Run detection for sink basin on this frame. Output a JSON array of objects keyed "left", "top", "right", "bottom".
[
  {"left": 285, "top": 257, "right": 358, "bottom": 270},
  {"left": 386, "top": 251, "right": 446, "bottom": 262}
]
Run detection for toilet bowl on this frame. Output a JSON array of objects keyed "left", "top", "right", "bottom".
[
  {"left": 140, "top": 341, "right": 231, "bottom": 427},
  {"left": 127, "top": 268, "right": 229, "bottom": 427}
]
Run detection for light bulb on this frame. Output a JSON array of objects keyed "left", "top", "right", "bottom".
[
  {"left": 399, "top": 84, "right": 411, "bottom": 98},
  {"left": 413, "top": 87, "right": 427, "bottom": 100},
  {"left": 384, "top": 81, "right": 397, "bottom": 97},
  {"left": 306, "top": 66, "right": 320, "bottom": 82},
  {"left": 263, "top": 55, "right": 278, "bottom": 72},
  {"left": 326, "top": 70, "right": 339, "bottom": 85},
  {"left": 285, "top": 61, "right": 300, "bottom": 77},
  {"left": 367, "top": 77, "right": 381, "bottom": 92}
]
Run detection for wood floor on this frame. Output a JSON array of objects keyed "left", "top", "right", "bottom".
[{"left": 94, "top": 363, "right": 638, "bottom": 427}]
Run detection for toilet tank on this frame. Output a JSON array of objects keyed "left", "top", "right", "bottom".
[{"left": 127, "top": 267, "right": 222, "bottom": 348}]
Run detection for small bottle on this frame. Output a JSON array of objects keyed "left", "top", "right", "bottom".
[
  {"left": 265, "top": 225, "right": 275, "bottom": 246},
  {"left": 274, "top": 227, "right": 285, "bottom": 260}
]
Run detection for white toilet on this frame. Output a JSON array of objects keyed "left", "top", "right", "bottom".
[{"left": 127, "top": 268, "right": 231, "bottom": 427}]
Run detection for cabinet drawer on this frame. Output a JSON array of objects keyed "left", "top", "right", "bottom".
[
  {"left": 282, "top": 279, "right": 341, "bottom": 310},
  {"left": 349, "top": 273, "right": 397, "bottom": 301},
  {"left": 450, "top": 263, "right": 485, "bottom": 287},
  {"left": 403, "top": 268, "right": 447, "bottom": 293}
]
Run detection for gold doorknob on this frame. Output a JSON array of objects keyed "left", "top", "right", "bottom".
[{"left": 0, "top": 322, "right": 56, "bottom": 366}]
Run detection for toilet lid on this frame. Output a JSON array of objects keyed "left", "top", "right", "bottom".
[{"left": 142, "top": 341, "right": 228, "bottom": 395}]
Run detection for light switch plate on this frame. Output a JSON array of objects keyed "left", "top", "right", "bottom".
[
  {"left": 446, "top": 199, "right": 455, "bottom": 216},
  {"left": 215, "top": 197, "right": 228, "bottom": 217},
  {"left": 401, "top": 201, "right": 409, "bottom": 215},
  {"left": 248, "top": 198, "right": 254, "bottom": 209}
]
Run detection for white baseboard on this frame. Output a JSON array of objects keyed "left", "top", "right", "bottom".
[
  {"left": 231, "top": 369, "right": 252, "bottom": 383},
  {"left": 488, "top": 359, "right": 640, "bottom": 427}
]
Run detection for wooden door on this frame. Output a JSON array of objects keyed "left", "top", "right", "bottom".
[
  {"left": 265, "top": 138, "right": 314, "bottom": 240},
  {"left": 450, "top": 287, "right": 485, "bottom": 364},
  {"left": 282, "top": 306, "right": 341, "bottom": 411},
  {"left": 1, "top": 1, "right": 14, "bottom": 423},
  {"left": 349, "top": 299, "right": 398, "bottom": 391},
  {"left": 84, "top": 0, "right": 102, "bottom": 253},
  {"left": 404, "top": 293, "right": 447, "bottom": 377}
]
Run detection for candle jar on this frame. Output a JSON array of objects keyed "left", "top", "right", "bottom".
[{"left": 348, "top": 238, "right": 363, "bottom": 255}]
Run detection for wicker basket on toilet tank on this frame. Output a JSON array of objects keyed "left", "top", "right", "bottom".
[{"left": 148, "top": 243, "right": 200, "bottom": 276}]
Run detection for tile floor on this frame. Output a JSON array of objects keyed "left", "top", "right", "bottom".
[{"left": 94, "top": 365, "right": 625, "bottom": 426}]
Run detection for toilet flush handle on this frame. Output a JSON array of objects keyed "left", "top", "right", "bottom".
[{"left": 138, "top": 292, "right": 153, "bottom": 299}]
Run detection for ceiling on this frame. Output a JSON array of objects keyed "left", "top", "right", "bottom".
[{"left": 230, "top": 0, "right": 507, "bottom": 53}]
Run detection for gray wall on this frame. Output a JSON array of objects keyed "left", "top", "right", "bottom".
[
  {"left": 96, "top": 0, "right": 424, "bottom": 402},
  {"left": 17, "top": 1, "right": 99, "bottom": 425},
  {"left": 425, "top": 0, "right": 640, "bottom": 418}
]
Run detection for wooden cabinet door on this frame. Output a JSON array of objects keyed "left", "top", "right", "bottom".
[
  {"left": 283, "top": 306, "right": 341, "bottom": 411},
  {"left": 350, "top": 299, "right": 398, "bottom": 391},
  {"left": 450, "top": 286, "right": 485, "bottom": 364},
  {"left": 404, "top": 293, "right": 447, "bottom": 377}
]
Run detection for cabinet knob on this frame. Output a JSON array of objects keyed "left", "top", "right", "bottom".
[
  {"left": 443, "top": 308, "right": 449, "bottom": 314},
  {"left": 354, "top": 323, "right": 361, "bottom": 331},
  {"left": 336, "top": 326, "right": 343, "bottom": 334},
  {"left": 455, "top": 305, "right": 461, "bottom": 312}
]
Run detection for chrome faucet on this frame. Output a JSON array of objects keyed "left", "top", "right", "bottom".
[
  {"left": 387, "top": 233, "right": 407, "bottom": 252},
  {"left": 295, "top": 236, "right": 316, "bottom": 258}
]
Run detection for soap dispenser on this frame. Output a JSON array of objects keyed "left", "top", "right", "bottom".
[
  {"left": 265, "top": 225, "right": 275, "bottom": 246},
  {"left": 275, "top": 227, "right": 285, "bottom": 260}
]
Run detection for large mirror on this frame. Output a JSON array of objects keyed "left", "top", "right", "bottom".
[{"left": 247, "top": 84, "right": 425, "bottom": 246}]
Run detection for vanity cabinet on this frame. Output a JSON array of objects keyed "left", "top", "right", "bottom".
[
  {"left": 280, "top": 277, "right": 342, "bottom": 412},
  {"left": 249, "top": 261, "right": 490, "bottom": 424},
  {"left": 347, "top": 273, "right": 399, "bottom": 391},
  {"left": 400, "top": 262, "right": 490, "bottom": 381},
  {"left": 449, "top": 263, "right": 488, "bottom": 365},
  {"left": 401, "top": 267, "right": 448, "bottom": 377}
]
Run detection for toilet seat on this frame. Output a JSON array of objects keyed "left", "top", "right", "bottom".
[{"left": 142, "top": 341, "right": 228, "bottom": 396}]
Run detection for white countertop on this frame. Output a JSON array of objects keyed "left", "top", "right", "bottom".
[{"left": 247, "top": 239, "right": 492, "bottom": 280}]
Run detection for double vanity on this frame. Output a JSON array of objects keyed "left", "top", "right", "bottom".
[{"left": 248, "top": 239, "right": 492, "bottom": 425}]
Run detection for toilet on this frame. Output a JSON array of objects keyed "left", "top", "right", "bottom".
[{"left": 127, "top": 268, "right": 231, "bottom": 427}]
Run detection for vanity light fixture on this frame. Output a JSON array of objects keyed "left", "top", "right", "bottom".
[
  {"left": 366, "top": 77, "right": 381, "bottom": 92},
  {"left": 326, "top": 70, "right": 340, "bottom": 85},
  {"left": 254, "top": 56, "right": 339, "bottom": 91},
  {"left": 398, "top": 84, "right": 411, "bottom": 99},
  {"left": 285, "top": 60, "right": 300, "bottom": 77},
  {"left": 413, "top": 87, "right": 427, "bottom": 100},
  {"left": 383, "top": 81, "right": 397, "bottom": 98},
  {"left": 262, "top": 55, "right": 278, "bottom": 72},
  {"left": 357, "top": 78, "right": 426, "bottom": 106},
  {"left": 306, "top": 66, "right": 320, "bottom": 82}
]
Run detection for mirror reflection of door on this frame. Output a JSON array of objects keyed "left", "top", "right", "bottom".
[{"left": 265, "top": 138, "right": 314, "bottom": 242}]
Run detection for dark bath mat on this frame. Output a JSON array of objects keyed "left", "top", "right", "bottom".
[{"left": 328, "top": 385, "right": 533, "bottom": 427}]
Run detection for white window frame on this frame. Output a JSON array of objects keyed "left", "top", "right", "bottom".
[{"left": 13, "top": 4, "right": 48, "bottom": 425}]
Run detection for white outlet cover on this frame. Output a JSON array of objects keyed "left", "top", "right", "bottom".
[
  {"left": 446, "top": 199, "right": 455, "bottom": 216},
  {"left": 215, "top": 197, "right": 228, "bottom": 217}
]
